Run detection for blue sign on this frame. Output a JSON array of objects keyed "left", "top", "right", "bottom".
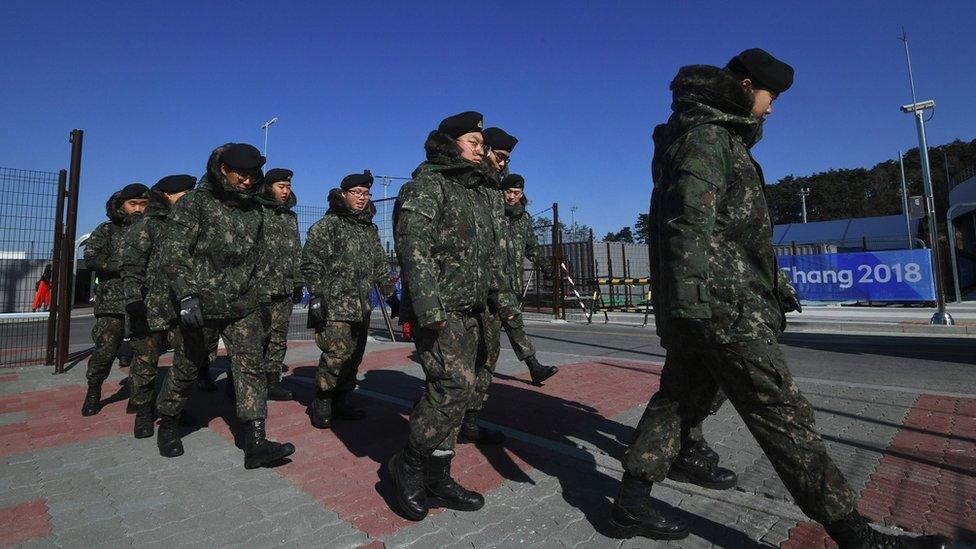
[{"left": 777, "top": 249, "right": 936, "bottom": 302}]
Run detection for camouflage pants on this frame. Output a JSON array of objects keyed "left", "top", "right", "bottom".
[
  {"left": 467, "top": 312, "right": 502, "bottom": 414},
  {"left": 501, "top": 313, "right": 536, "bottom": 361},
  {"left": 85, "top": 314, "right": 125, "bottom": 386},
  {"left": 157, "top": 313, "right": 268, "bottom": 421},
  {"left": 263, "top": 297, "right": 292, "bottom": 373},
  {"left": 408, "top": 310, "right": 489, "bottom": 453},
  {"left": 622, "top": 339, "right": 857, "bottom": 525},
  {"left": 313, "top": 315, "right": 370, "bottom": 394},
  {"left": 128, "top": 330, "right": 166, "bottom": 407}
]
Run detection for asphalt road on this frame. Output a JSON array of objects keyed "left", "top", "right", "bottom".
[{"left": 7, "top": 312, "right": 975, "bottom": 397}]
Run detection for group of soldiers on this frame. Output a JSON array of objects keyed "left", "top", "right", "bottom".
[{"left": 78, "top": 45, "right": 949, "bottom": 547}]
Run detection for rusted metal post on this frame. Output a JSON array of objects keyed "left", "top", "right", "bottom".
[
  {"left": 551, "top": 203, "right": 562, "bottom": 319},
  {"left": 46, "top": 170, "right": 67, "bottom": 365},
  {"left": 55, "top": 130, "right": 83, "bottom": 374}
]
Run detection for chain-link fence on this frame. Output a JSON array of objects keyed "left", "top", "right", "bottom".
[{"left": 0, "top": 167, "right": 61, "bottom": 366}]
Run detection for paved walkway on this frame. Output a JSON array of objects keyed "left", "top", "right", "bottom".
[{"left": 0, "top": 338, "right": 973, "bottom": 548}]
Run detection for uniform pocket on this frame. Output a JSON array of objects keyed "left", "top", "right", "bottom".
[{"left": 719, "top": 340, "right": 791, "bottom": 406}]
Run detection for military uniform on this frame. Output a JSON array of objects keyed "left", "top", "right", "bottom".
[
  {"left": 256, "top": 183, "right": 302, "bottom": 374},
  {"left": 155, "top": 145, "right": 273, "bottom": 424},
  {"left": 121, "top": 190, "right": 180, "bottom": 411},
  {"left": 84, "top": 191, "right": 141, "bottom": 387},
  {"left": 302, "top": 188, "right": 393, "bottom": 399},
  {"left": 621, "top": 63, "right": 855, "bottom": 526},
  {"left": 395, "top": 155, "right": 517, "bottom": 453}
]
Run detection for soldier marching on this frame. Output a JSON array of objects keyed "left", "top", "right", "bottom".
[{"left": 73, "top": 50, "right": 952, "bottom": 548}]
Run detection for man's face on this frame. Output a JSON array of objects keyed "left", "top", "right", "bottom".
[
  {"left": 122, "top": 198, "right": 149, "bottom": 215},
  {"left": 163, "top": 190, "right": 188, "bottom": 206},
  {"left": 741, "top": 78, "right": 776, "bottom": 118},
  {"left": 220, "top": 164, "right": 259, "bottom": 191},
  {"left": 270, "top": 180, "right": 292, "bottom": 203},
  {"left": 504, "top": 187, "right": 523, "bottom": 206},
  {"left": 487, "top": 148, "right": 511, "bottom": 173},
  {"left": 343, "top": 186, "right": 370, "bottom": 211},
  {"left": 455, "top": 132, "right": 484, "bottom": 164}
]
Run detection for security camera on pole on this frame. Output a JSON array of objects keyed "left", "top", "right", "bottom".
[{"left": 899, "top": 28, "right": 952, "bottom": 325}]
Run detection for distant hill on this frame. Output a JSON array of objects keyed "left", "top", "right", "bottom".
[{"left": 765, "top": 138, "right": 976, "bottom": 225}]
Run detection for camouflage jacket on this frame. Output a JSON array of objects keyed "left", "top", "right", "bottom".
[
  {"left": 649, "top": 65, "right": 796, "bottom": 347},
  {"left": 501, "top": 199, "right": 545, "bottom": 295},
  {"left": 257, "top": 189, "right": 303, "bottom": 297},
  {"left": 85, "top": 191, "right": 141, "bottom": 315},
  {"left": 394, "top": 155, "right": 518, "bottom": 327},
  {"left": 301, "top": 189, "right": 393, "bottom": 322},
  {"left": 121, "top": 191, "right": 178, "bottom": 331},
  {"left": 165, "top": 145, "right": 271, "bottom": 320}
]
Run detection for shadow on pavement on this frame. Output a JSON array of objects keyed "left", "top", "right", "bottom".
[{"left": 779, "top": 332, "right": 976, "bottom": 365}]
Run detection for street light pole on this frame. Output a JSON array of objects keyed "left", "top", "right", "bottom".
[
  {"left": 261, "top": 116, "right": 279, "bottom": 157},
  {"left": 900, "top": 29, "right": 952, "bottom": 325},
  {"left": 799, "top": 187, "right": 810, "bottom": 223},
  {"left": 899, "top": 151, "right": 913, "bottom": 249}
]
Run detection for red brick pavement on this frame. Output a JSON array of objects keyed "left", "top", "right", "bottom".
[
  {"left": 0, "top": 499, "right": 53, "bottom": 547},
  {"left": 782, "top": 394, "right": 976, "bottom": 547},
  {"left": 0, "top": 385, "right": 129, "bottom": 458}
]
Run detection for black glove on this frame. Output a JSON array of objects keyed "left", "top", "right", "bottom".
[
  {"left": 179, "top": 296, "right": 204, "bottom": 329},
  {"left": 307, "top": 295, "right": 327, "bottom": 329},
  {"left": 541, "top": 263, "right": 556, "bottom": 281},
  {"left": 259, "top": 302, "right": 272, "bottom": 331},
  {"left": 671, "top": 317, "right": 712, "bottom": 347},
  {"left": 782, "top": 293, "right": 802, "bottom": 314},
  {"left": 291, "top": 284, "right": 305, "bottom": 304},
  {"left": 386, "top": 294, "right": 400, "bottom": 318},
  {"left": 126, "top": 300, "right": 150, "bottom": 338}
]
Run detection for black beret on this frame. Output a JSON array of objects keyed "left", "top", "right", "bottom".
[
  {"left": 153, "top": 175, "right": 196, "bottom": 193},
  {"left": 484, "top": 127, "right": 518, "bottom": 152},
  {"left": 119, "top": 183, "right": 150, "bottom": 200},
  {"left": 502, "top": 174, "right": 524, "bottom": 190},
  {"left": 437, "top": 111, "right": 483, "bottom": 139},
  {"left": 340, "top": 171, "right": 373, "bottom": 190},
  {"left": 726, "top": 48, "right": 794, "bottom": 95},
  {"left": 265, "top": 168, "right": 293, "bottom": 184},
  {"left": 221, "top": 143, "right": 266, "bottom": 170}
]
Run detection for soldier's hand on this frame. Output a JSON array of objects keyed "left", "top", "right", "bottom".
[
  {"left": 541, "top": 264, "right": 556, "bottom": 281},
  {"left": 259, "top": 302, "right": 272, "bottom": 331},
  {"left": 307, "top": 296, "right": 327, "bottom": 329},
  {"left": 671, "top": 317, "right": 712, "bottom": 346},
  {"left": 782, "top": 294, "right": 802, "bottom": 314},
  {"left": 291, "top": 284, "right": 305, "bottom": 304},
  {"left": 179, "top": 296, "right": 204, "bottom": 329},
  {"left": 125, "top": 300, "right": 150, "bottom": 338}
]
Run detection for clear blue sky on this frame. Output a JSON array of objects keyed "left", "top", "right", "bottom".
[{"left": 3, "top": 1, "right": 975, "bottom": 238}]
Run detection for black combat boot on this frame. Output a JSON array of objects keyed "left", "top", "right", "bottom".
[
  {"left": 308, "top": 391, "right": 332, "bottom": 429},
  {"left": 332, "top": 392, "right": 365, "bottom": 420},
  {"left": 825, "top": 510, "right": 952, "bottom": 549},
  {"left": 266, "top": 372, "right": 293, "bottom": 401},
  {"left": 133, "top": 404, "right": 156, "bottom": 439},
  {"left": 81, "top": 383, "right": 102, "bottom": 416},
  {"left": 196, "top": 367, "right": 217, "bottom": 392},
  {"left": 666, "top": 445, "right": 737, "bottom": 490},
  {"left": 243, "top": 419, "right": 295, "bottom": 469},
  {"left": 425, "top": 452, "right": 484, "bottom": 511},
  {"left": 457, "top": 411, "right": 505, "bottom": 445},
  {"left": 525, "top": 355, "right": 559, "bottom": 386},
  {"left": 387, "top": 443, "right": 429, "bottom": 521},
  {"left": 609, "top": 473, "right": 690, "bottom": 540},
  {"left": 683, "top": 439, "right": 720, "bottom": 467},
  {"left": 157, "top": 414, "right": 184, "bottom": 458}
]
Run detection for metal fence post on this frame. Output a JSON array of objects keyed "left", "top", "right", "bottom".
[
  {"left": 46, "top": 170, "right": 67, "bottom": 365},
  {"left": 551, "top": 203, "right": 562, "bottom": 320},
  {"left": 54, "top": 130, "right": 83, "bottom": 374}
]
